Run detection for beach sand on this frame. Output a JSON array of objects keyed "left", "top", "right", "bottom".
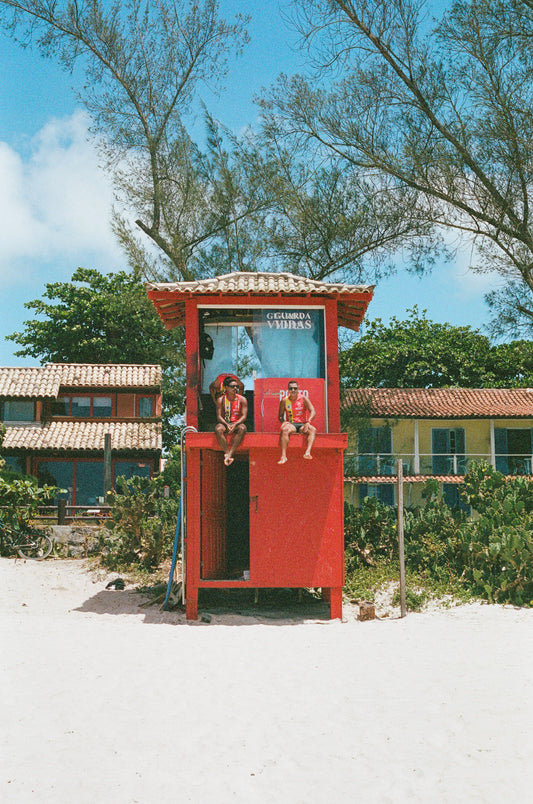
[{"left": 1, "top": 557, "right": 532, "bottom": 803}]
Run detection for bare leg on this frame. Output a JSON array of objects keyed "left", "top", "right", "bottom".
[
  {"left": 226, "top": 424, "right": 246, "bottom": 464},
  {"left": 278, "top": 422, "right": 295, "bottom": 464},
  {"left": 215, "top": 423, "right": 229, "bottom": 455},
  {"left": 303, "top": 425, "right": 317, "bottom": 459}
]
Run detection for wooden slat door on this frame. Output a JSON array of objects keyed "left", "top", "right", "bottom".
[{"left": 200, "top": 450, "right": 227, "bottom": 579}]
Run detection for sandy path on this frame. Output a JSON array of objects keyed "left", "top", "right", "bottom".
[{"left": 1, "top": 558, "right": 532, "bottom": 803}]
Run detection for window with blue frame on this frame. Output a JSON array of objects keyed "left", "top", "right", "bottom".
[
  {"left": 442, "top": 483, "right": 469, "bottom": 512},
  {"left": 432, "top": 428, "right": 466, "bottom": 475},
  {"left": 494, "top": 428, "right": 533, "bottom": 475},
  {"left": 357, "top": 425, "right": 393, "bottom": 475},
  {"left": 359, "top": 483, "right": 394, "bottom": 506}
]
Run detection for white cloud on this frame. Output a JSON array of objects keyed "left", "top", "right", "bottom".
[{"left": 0, "top": 111, "right": 123, "bottom": 285}]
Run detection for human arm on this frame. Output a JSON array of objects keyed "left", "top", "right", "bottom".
[
  {"left": 278, "top": 397, "right": 286, "bottom": 423},
  {"left": 215, "top": 395, "right": 227, "bottom": 428},
  {"left": 302, "top": 396, "right": 316, "bottom": 432}
]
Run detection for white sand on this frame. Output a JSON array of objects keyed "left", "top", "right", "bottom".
[{"left": 1, "top": 558, "right": 532, "bottom": 804}]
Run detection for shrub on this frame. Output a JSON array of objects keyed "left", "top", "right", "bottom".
[
  {"left": 345, "top": 465, "right": 533, "bottom": 607},
  {"left": 457, "top": 462, "right": 533, "bottom": 605},
  {"left": 0, "top": 475, "right": 58, "bottom": 526},
  {"left": 402, "top": 481, "right": 464, "bottom": 583},
  {"left": 344, "top": 497, "right": 397, "bottom": 571},
  {"left": 101, "top": 475, "right": 180, "bottom": 570}
]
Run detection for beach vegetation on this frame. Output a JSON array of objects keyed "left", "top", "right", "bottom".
[
  {"left": 345, "top": 462, "right": 533, "bottom": 607},
  {"left": 100, "top": 475, "right": 179, "bottom": 571}
]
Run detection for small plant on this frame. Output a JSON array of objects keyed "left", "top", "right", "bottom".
[
  {"left": 101, "top": 475, "right": 179, "bottom": 571},
  {"left": 392, "top": 586, "right": 427, "bottom": 612}
]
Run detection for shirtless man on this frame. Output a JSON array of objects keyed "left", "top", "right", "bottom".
[
  {"left": 215, "top": 376, "right": 248, "bottom": 466},
  {"left": 277, "top": 380, "right": 316, "bottom": 464}
]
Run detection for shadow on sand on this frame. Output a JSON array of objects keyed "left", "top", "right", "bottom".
[{"left": 74, "top": 586, "right": 333, "bottom": 626}]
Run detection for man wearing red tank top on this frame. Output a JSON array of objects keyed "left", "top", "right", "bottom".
[
  {"left": 277, "top": 380, "right": 316, "bottom": 464},
  {"left": 215, "top": 376, "right": 248, "bottom": 466}
]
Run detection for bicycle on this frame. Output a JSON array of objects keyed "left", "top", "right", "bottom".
[{"left": 0, "top": 519, "right": 53, "bottom": 560}]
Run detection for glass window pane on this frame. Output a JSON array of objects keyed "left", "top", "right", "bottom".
[
  {"left": 3, "top": 455, "right": 26, "bottom": 474},
  {"left": 51, "top": 396, "right": 70, "bottom": 416},
  {"left": 36, "top": 461, "right": 73, "bottom": 504},
  {"left": 93, "top": 397, "right": 112, "bottom": 417},
  {"left": 71, "top": 397, "right": 91, "bottom": 417},
  {"left": 114, "top": 461, "right": 151, "bottom": 483},
  {"left": 253, "top": 309, "right": 325, "bottom": 379},
  {"left": 139, "top": 397, "right": 153, "bottom": 417},
  {"left": 2, "top": 400, "right": 35, "bottom": 422},
  {"left": 76, "top": 462, "right": 105, "bottom": 506},
  {"left": 200, "top": 309, "right": 325, "bottom": 392}
]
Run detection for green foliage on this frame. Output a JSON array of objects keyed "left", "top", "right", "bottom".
[
  {"left": 344, "top": 465, "right": 533, "bottom": 606},
  {"left": 101, "top": 475, "right": 180, "bottom": 571},
  {"left": 7, "top": 267, "right": 186, "bottom": 449},
  {"left": 392, "top": 586, "right": 427, "bottom": 613},
  {"left": 264, "top": 0, "right": 533, "bottom": 334},
  {"left": 0, "top": 476, "right": 58, "bottom": 526},
  {"left": 340, "top": 308, "right": 533, "bottom": 392},
  {"left": 159, "top": 446, "right": 181, "bottom": 494},
  {"left": 457, "top": 463, "right": 533, "bottom": 605},
  {"left": 344, "top": 497, "right": 397, "bottom": 569}
]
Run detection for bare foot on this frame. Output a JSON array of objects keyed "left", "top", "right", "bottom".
[
  {"left": 303, "top": 453, "right": 313, "bottom": 460},
  {"left": 277, "top": 456, "right": 287, "bottom": 465},
  {"left": 224, "top": 455, "right": 234, "bottom": 466}
]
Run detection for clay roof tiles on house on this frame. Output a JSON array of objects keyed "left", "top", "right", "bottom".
[
  {"left": 0, "top": 364, "right": 162, "bottom": 397},
  {"left": 56, "top": 363, "right": 162, "bottom": 389},
  {"left": 342, "top": 387, "right": 533, "bottom": 419},
  {"left": 0, "top": 367, "right": 61, "bottom": 398},
  {"left": 146, "top": 271, "right": 374, "bottom": 331},
  {"left": 3, "top": 420, "right": 161, "bottom": 453}
]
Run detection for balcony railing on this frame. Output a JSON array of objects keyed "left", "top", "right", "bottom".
[{"left": 344, "top": 453, "right": 533, "bottom": 477}]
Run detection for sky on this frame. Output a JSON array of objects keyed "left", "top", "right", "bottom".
[{"left": 0, "top": 0, "right": 502, "bottom": 367}]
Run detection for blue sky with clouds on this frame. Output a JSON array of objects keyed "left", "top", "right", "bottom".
[{"left": 0, "top": 0, "right": 501, "bottom": 366}]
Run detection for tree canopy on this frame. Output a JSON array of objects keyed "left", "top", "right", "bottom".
[
  {"left": 8, "top": 268, "right": 185, "bottom": 448},
  {"left": 262, "top": 0, "right": 533, "bottom": 334},
  {"left": 340, "top": 308, "right": 533, "bottom": 389},
  {"left": 0, "top": 0, "right": 445, "bottom": 284}
]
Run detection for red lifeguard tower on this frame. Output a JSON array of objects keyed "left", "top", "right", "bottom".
[{"left": 147, "top": 272, "right": 373, "bottom": 619}]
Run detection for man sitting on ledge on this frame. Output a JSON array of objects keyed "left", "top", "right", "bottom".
[
  {"left": 215, "top": 376, "right": 248, "bottom": 466},
  {"left": 278, "top": 380, "right": 316, "bottom": 464}
]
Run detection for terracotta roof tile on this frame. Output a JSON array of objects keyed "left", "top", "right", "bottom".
[
  {"left": 146, "top": 271, "right": 374, "bottom": 297},
  {"left": 0, "top": 367, "right": 61, "bottom": 398},
  {"left": 342, "top": 388, "right": 533, "bottom": 419},
  {"left": 52, "top": 363, "right": 162, "bottom": 389},
  {"left": 0, "top": 364, "right": 162, "bottom": 397},
  {"left": 146, "top": 271, "right": 374, "bottom": 332},
  {"left": 3, "top": 421, "right": 161, "bottom": 453},
  {"left": 344, "top": 474, "right": 466, "bottom": 484}
]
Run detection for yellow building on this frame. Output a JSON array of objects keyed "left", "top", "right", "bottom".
[{"left": 342, "top": 388, "right": 533, "bottom": 508}]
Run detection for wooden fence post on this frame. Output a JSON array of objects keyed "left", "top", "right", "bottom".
[
  {"left": 58, "top": 498, "right": 66, "bottom": 525},
  {"left": 397, "top": 459, "right": 407, "bottom": 618},
  {"left": 104, "top": 433, "right": 112, "bottom": 496}
]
